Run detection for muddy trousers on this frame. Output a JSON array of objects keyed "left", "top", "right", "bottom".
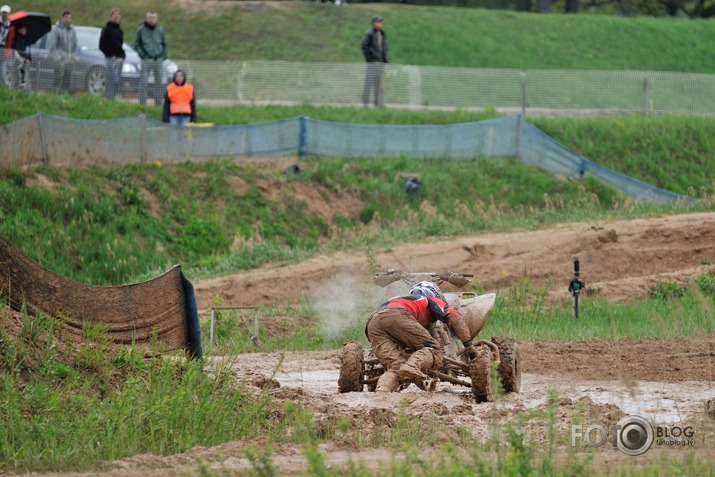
[{"left": 366, "top": 308, "right": 443, "bottom": 392}]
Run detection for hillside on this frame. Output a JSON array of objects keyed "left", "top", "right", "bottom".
[
  {"left": 24, "top": 0, "right": 715, "bottom": 72},
  {"left": 0, "top": 156, "right": 628, "bottom": 286}
]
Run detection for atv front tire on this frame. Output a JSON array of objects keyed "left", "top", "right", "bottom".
[
  {"left": 338, "top": 342, "right": 364, "bottom": 393},
  {"left": 469, "top": 345, "right": 495, "bottom": 403},
  {"left": 492, "top": 336, "right": 521, "bottom": 393}
]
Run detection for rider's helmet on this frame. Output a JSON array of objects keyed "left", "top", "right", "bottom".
[{"left": 409, "top": 281, "right": 444, "bottom": 301}]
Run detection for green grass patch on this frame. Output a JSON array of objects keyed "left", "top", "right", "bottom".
[
  {"left": 21, "top": 1, "right": 715, "bottom": 73},
  {"left": 533, "top": 116, "right": 715, "bottom": 195},
  {"left": 0, "top": 309, "right": 278, "bottom": 472},
  {"left": 482, "top": 276, "right": 715, "bottom": 341}
]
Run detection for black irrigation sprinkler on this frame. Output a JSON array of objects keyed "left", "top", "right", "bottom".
[{"left": 568, "top": 257, "right": 585, "bottom": 319}]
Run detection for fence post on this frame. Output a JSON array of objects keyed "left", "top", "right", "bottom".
[
  {"left": 298, "top": 115, "right": 308, "bottom": 160},
  {"left": 140, "top": 114, "right": 147, "bottom": 163},
  {"left": 520, "top": 73, "right": 527, "bottom": 116},
  {"left": 36, "top": 112, "right": 48, "bottom": 165},
  {"left": 515, "top": 114, "right": 522, "bottom": 159},
  {"left": 642, "top": 78, "right": 650, "bottom": 115}
]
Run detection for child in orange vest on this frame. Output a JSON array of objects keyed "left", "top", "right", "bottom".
[{"left": 162, "top": 69, "right": 195, "bottom": 126}]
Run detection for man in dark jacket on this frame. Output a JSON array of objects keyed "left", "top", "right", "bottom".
[
  {"left": 99, "top": 8, "right": 125, "bottom": 100},
  {"left": 360, "top": 15, "right": 388, "bottom": 107},
  {"left": 11, "top": 24, "right": 30, "bottom": 88},
  {"left": 134, "top": 11, "right": 167, "bottom": 106}
]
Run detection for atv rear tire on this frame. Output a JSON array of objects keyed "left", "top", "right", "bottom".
[
  {"left": 492, "top": 336, "right": 521, "bottom": 393},
  {"left": 338, "top": 342, "right": 364, "bottom": 393},
  {"left": 469, "top": 346, "right": 494, "bottom": 403}
]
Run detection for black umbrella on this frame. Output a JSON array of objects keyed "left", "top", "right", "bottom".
[{"left": 9, "top": 11, "right": 52, "bottom": 45}]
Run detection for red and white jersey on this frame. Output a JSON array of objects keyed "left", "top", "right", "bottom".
[{"left": 382, "top": 295, "right": 457, "bottom": 328}]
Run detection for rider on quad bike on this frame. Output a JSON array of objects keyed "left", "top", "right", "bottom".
[{"left": 365, "top": 281, "right": 477, "bottom": 393}]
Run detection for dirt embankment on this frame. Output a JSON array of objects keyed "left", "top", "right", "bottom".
[{"left": 194, "top": 212, "right": 715, "bottom": 308}]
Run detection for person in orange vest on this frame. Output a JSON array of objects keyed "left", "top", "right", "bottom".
[{"left": 162, "top": 69, "right": 195, "bottom": 126}]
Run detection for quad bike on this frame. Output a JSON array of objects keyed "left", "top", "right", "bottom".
[{"left": 338, "top": 270, "right": 521, "bottom": 403}]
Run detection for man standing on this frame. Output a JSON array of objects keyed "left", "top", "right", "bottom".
[
  {"left": 135, "top": 11, "right": 167, "bottom": 106},
  {"left": 360, "top": 15, "right": 388, "bottom": 108},
  {"left": 0, "top": 5, "right": 14, "bottom": 87},
  {"left": 48, "top": 10, "right": 77, "bottom": 94},
  {"left": 99, "top": 8, "right": 125, "bottom": 100},
  {"left": 11, "top": 24, "right": 30, "bottom": 88}
]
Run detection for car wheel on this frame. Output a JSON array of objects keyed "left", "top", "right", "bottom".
[{"left": 86, "top": 66, "right": 107, "bottom": 97}]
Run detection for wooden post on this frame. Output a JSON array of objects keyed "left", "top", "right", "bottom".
[
  {"left": 642, "top": 78, "right": 650, "bottom": 115},
  {"left": 520, "top": 75, "right": 527, "bottom": 115}
]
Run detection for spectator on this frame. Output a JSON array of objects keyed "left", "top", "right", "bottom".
[
  {"left": 360, "top": 15, "right": 388, "bottom": 107},
  {"left": 11, "top": 24, "right": 30, "bottom": 88},
  {"left": 0, "top": 5, "right": 14, "bottom": 87},
  {"left": 162, "top": 70, "right": 195, "bottom": 126},
  {"left": 335, "top": 0, "right": 348, "bottom": 4},
  {"left": 99, "top": 8, "right": 125, "bottom": 100},
  {"left": 48, "top": 10, "right": 77, "bottom": 94},
  {"left": 135, "top": 11, "right": 167, "bottom": 106}
]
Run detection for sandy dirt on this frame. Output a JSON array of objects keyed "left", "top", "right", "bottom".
[{"left": 194, "top": 212, "right": 715, "bottom": 309}]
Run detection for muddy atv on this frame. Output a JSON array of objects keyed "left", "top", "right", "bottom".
[{"left": 338, "top": 270, "right": 521, "bottom": 403}]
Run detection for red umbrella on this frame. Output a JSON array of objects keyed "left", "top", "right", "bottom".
[{"left": 8, "top": 11, "right": 51, "bottom": 44}]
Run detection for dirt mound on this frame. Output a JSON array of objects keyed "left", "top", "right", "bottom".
[{"left": 194, "top": 212, "right": 715, "bottom": 309}]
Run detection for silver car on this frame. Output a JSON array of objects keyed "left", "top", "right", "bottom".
[{"left": 18, "top": 25, "right": 178, "bottom": 97}]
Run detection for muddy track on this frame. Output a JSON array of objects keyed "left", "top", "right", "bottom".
[
  {"left": 194, "top": 212, "right": 715, "bottom": 309},
  {"left": 27, "top": 336, "right": 715, "bottom": 477}
]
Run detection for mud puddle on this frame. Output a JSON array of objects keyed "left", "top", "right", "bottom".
[{"left": 274, "top": 369, "right": 714, "bottom": 424}]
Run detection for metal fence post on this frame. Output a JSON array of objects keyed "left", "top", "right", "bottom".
[
  {"left": 642, "top": 78, "right": 650, "bottom": 115},
  {"left": 298, "top": 115, "right": 308, "bottom": 160},
  {"left": 520, "top": 73, "right": 527, "bottom": 116},
  {"left": 36, "top": 112, "right": 48, "bottom": 165},
  {"left": 140, "top": 114, "right": 147, "bottom": 163},
  {"left": 515, "top": 114, "right": 522, "bottom": 159}
]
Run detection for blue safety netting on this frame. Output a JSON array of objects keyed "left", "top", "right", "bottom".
[{"left": 0, "top": 113, "right": 686, "bottom": 203}]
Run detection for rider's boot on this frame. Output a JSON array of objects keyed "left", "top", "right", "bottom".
[
  {"left": 375, "top": 370, "right": 400, "bottom": 393},
  {"left": 397, "top": 348, "right": 434, "bottom": 384}
]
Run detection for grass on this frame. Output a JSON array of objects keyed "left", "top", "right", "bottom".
[
  {"left": 481, "top": 274, "right": 715, "bottom": 341},
  {"left": 0, "top": 308, "right": 277, "bottom": 472},
  {"left": 21, "top": 1, "right": 715, "bottom": 73}
]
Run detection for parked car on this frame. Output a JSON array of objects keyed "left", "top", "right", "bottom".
[{"left": 17, "top": 25, "right": 177, "bottom": 97}]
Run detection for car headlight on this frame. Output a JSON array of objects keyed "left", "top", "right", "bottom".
[
  {"left": 122, "top": 63, "right": 138, "bottom": 74},
  {"left": 164, "top": 61, "right": 178, "bottom": 75}
]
